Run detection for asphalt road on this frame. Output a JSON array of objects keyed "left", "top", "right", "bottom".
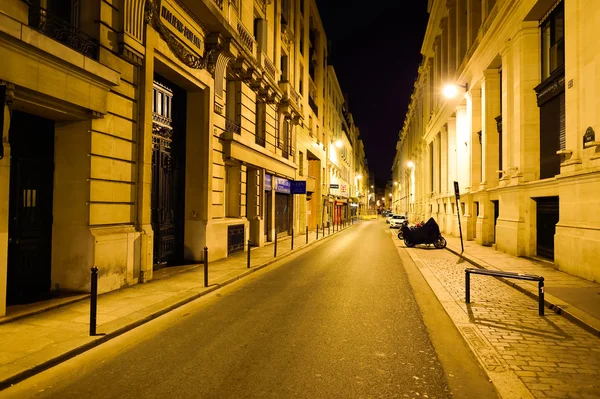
[{"left": 5, "top": 220, "right": 496, "bottom": 399}]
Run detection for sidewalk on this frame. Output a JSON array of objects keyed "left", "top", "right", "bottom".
[
  {"left": 0, "top": 221, "right": 359, "bottom": 390},
  {"left": 443, "top": 235, "right": 600, "bottom": 336},
  {"left": 396, "top": 231, "right": 600, "bottom": 398}
]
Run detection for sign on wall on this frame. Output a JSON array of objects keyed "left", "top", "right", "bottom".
[
  {"left": 290, "top": 181, "right": 307, "bottom": 194},
  {"left": 330, "top": 184, "right": 340, "bottom": 190},
  {"left": 274, "top": 177, "right": 291, "bottom": 194},
  {"left": 341, "top": 184, "right": 347, "bottom": 193}
]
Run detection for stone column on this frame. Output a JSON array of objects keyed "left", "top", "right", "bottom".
[
  {"left": 511, "top": 22, "right": 540, "bottom": 183},
  {"left": 446, "top": 1, "right": 457, "bottom": 78},
  {"left": 456, "top": 104, "right": 469, "bottom": 191},
  {"left": 470, "top": 88, "right": 482, "bottom": 190},
  {"left": 434, "top": 36, "right": 442, "bottom": 111},
  {"left": 456, "top": 0, "right": 468, "bottom": 68},
  {"left": 500, "top": 44, "right": 512, "bottom": 182},
  {"left": 481, "top": 69, "right": 500, "bottom": 189},
  {"left": 446, "top": 117, "right": 457, "bottom": 234},
  {"left": 440, "top": 18, "right": 449, "bottom": 84},
  {"left": 440, "top": 125, "right": 448, "bottom": 194},
  {"left": 467, "top": 0, "right": 482, "bottom": 47},
  {"left": 0, "top": 97, "right": 11, "bottom": 317}
]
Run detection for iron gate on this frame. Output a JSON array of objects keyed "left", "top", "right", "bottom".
[
  {"left": 151, "top": 80, "right": 183, "bottom": 268},
  {"left": 536, "top": 197, "right": 559, "bottom": 260},
  {"left": 227, "top": 224, "right": 245, "bottom": 255}
]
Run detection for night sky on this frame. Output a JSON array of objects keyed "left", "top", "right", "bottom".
[{"left": 317, "top": 1, "right": 429, "bottom": 187}]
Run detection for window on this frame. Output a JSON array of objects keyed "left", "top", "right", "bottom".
[
  {"left": 541, "top": 2, "right": 564, "bottom": 81},
  {"left": 299, "top": 65, "right": 304, "bottom": 95},
  {"left": 281, "top": 0, "right": 290, "bottom": 26},
  {"left": 281, "top": 54, "right": 289, "bottom": 81},
  {"left": 299, "top": 151, "right": 304, "bottom": 176},
  {"left": 300, "top": 27, "right": 304, "bottom": 55}
]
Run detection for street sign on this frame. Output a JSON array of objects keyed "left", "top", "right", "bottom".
[
  {"left": 453, "top": 181, "right": 464, "bottom": 253},
  {"left": 330, "top": 184, "right": 339, "bottom": 189}
]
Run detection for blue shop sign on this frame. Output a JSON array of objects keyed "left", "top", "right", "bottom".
[
  {"left": 274, "top": 177, "right": 291, "bottom": 194},
  {"left": 290, "top": 181, "right": 307, "bottom": 194},
  {"left": 265, "top": 174, "right": 272, "bottom": 191}
]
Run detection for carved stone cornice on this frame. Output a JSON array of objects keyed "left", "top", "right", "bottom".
[
  {"left": 145, "top": 0, "right": 234, "bottom": 75},
  {"left": 145, "top": 0, "right": 208, "bottom": 69}
]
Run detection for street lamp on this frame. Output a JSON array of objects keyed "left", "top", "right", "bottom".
[
  {"left": 407, "top": 160, "right": 414, "bottom": 169},
  {"left": 442, "top": 83, "right": 468, "bottom": 99},
  {"left": 335, "top": 139, "right": 343, "bottom": 148}
]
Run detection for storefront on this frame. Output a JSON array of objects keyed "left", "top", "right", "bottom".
[{"left": 271, "top": 175, "right": 292, "bottom": 236}]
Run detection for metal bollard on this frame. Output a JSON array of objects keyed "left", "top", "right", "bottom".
[
  {"left": 204, "top": 246, "right": 209, "bottom": 287},
  {"left": 316, "top": 224, "right": 319, "bottom": 239},
  {"left": 247, "top": 240, "right": 251, "bottom": 269},
  {"left": 465, "top": 270, "right": 471, "bottom": 304},
  {"left": 291, "top": 228, "right": 294, "bottom": 250},
  {"left": 539, "top": 279, "right": 545, "bottom": 316},
  {"left": 323, "top": 223, "right": 325, "bottom": 236},
  {"left": 90, "top": 266, "right": 98, "bottom": 336},
  {"left": 328, "top": 222, "right": 330, "bottom": 235},
  {"left": 274, "top": 230, "right": 278, "bottom": 257},
  {"left": 306, "top": 226, "right": 309, "bottom": 244}
]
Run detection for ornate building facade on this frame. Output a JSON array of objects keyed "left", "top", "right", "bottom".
[
  {"left": 0, "top": 0, "right": 367, "bottom": 315},
  {"left": 392, "top": 0, "right": 600, "bottom": 282}
]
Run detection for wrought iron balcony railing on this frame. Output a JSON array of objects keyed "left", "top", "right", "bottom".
[
  {"left": 212, "top": 0, "right": 224, "bottom": 10},
  {"left": 225, "top": 117, "right": 241, "bottom": 134},
  {"left": 25, "top": 3, "right": 99, "bottom": 60}
]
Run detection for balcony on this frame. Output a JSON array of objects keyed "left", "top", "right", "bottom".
[
  {"left": 25, "top": 2, "right": 99, "bottom": 59},
  {"left": 237, "top": 22, "right": 256, "bottom": 57},
  {"left": 211, "top": 0, "right": 224, "bottom": 10},
  {"left": 278, "top": 81, "right": 302, "bottom": 115},
  {"left": 258, "top": 51, "right": 277, "bottom": 81},
  {"left": 225, "top": 117, "right": 241, "bottom": 134}
]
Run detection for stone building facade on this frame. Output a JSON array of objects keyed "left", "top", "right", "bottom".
[
  {"left": 0, "top": 0, "right": 368, "bottom": 315},
  {"left": 392, "top": 0, "right": 600, "bottom": 282}
]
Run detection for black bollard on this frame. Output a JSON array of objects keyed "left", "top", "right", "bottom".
[
  {"left": 316, "top": 224, "right": 319, "bottom": 239},
  {"left": 465, "top": 270, "right": 471, "bottom": 304},
  {"left": 274, "top": 230, "right": 278, "bottom": 257},
  {"left": 90, "top": 266, "right": 98, "bottom": 336},
  {"left": 291, "top": 228, "right": 294, "bottom": 250},
  {"left": 204, "top": 246, "right": 209, "bottom": 287},
  {"left": 247, "top": 240, "right": 251, "bottom": 269},
  {"left": 306, "top": 226, "right": 309, "bottom": 244},
  {"left": 323, "top": 223, "right": 325, "bottom": 236},
  {"left": 539, "top": 279, "right": 545, "bottom": 316},
  {"left": 328, "top": 222, "right": 330, "bottom": 235}
]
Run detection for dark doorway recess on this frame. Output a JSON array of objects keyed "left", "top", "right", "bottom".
[
  {"left": 535, "top": 196, "right": 559, "bottom": 260},
  {"left": 492, "top": 200, "right": 499, "bottom": 244},
  {"left": 7, "top": 111, "right": 54, "bottom": 305},
  {"left": 275, "top": 193, "right": 291, "bottom": 235},
  {"left": 151, "top": 76, "right": 186, "bottom": 269}
]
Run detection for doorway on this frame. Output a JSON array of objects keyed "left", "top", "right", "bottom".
[
  {"left": 151, "top": 77, "right": 186, "bottom": 268},
  {"left": 275, "top": 193, "right": 291, "bottom": 235},
  {"left": 492, "top": 200, "right": 499, "bottom": 243},
  {"left": 7, "top": 111, "right": 55, "bottom": 304},
  {"left": 535, "top": 196, "right": 559, "bottom": 260}
]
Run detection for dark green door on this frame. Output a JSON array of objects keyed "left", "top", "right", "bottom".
[{"left": 7, "top": 111, "right": 54, "bottom": 305}]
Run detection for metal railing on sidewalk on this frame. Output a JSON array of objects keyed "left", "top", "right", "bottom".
[{"left": 465, "top": 268, "right": 545, "bottom": 316}]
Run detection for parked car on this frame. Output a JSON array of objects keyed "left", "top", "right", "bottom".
[
  {"left": 390, "top": 215, "right": 407, "bottom": 228},
  {"left": 386, "top": 213, "right": 395, "bottom": 224}
]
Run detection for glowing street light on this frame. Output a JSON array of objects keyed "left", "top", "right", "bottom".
[
  {"left": 389, "top": 193, "right": 392, "bottom": 197},
  {"left": 407, "top": 160, "right": 414, "bottom": 169},
  {"left": 356, "top": 174, "right": 363, "bottom": 179},
  {"left": 335, "top": 139, "right": 343, "bottom": 148},
  {"left": 442, "top": 83, "right": 468, "bottom": 99}
]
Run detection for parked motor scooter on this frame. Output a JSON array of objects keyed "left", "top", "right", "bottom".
[
  {"left": 400, "top": 218, "right": 446, "bottom": 249},
  {"left": 396, "top": 221, "right": 409, "bottom": 239}
]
